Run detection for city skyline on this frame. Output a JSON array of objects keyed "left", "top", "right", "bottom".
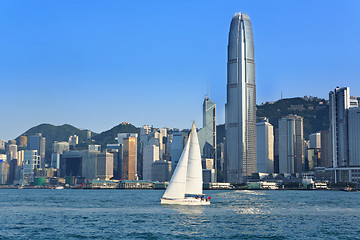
[{"left": 1, "top": 1, "right": 360, "bottom": 141}]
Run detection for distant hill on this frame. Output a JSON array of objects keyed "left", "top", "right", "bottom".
[
  {"left": 257, "top": 97, "right": 329, "bottom": 138},
  {"left": 17, "top": 123, "right": 96, "bottom": 160},
  {"left": 92, "top": 122, "right": 140, "bottom": 148}
]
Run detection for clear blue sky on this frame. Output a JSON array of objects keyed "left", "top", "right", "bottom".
[{"left": 1, "top": 0, "right": 359, "bottom": 141}]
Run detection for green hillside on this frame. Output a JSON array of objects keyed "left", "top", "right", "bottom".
[
  {"left": 92, "top": 122, "right": 140, "bottom": 148},
  {"left": 257, "top": 97, "right": 329, "bottom": 138},
  {"left": 17, "top": 123, "right": 96, "bottom": 160},
  {"left": 217, "top": 96, "right": 329, "bottom": 144}
]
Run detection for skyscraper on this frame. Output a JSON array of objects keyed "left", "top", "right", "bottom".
[
  {"left": 256, "top": 118, "right": 274, "bottom": 173},
  {"left": 29, "top": 133, "right": 45, "bottom": 168},
  {"left": 278, "top": 115, "right": 304, "bottom": 174},
  {"left": 225, "top": 12, "right": 256, "bottom": 183},
  {"left": 329, "top": 87, "right": 350, "bottom": 167},
  {"left": 198, "top": 96, "right": 216, "bottom": 166},
  {"left": 122, "top": 137, "right": 136, "bottom": 180}
]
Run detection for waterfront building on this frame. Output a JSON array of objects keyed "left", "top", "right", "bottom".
[
  {"left": 279, "top": 115, "right": 304, "bottom": 174},
  {"left": 22, "top": 150, "right": 40, "bottom": 186},
  {"left": 225, "top": 12, "right": 257, "bottom": 183},
  {"left": 0, "top": 154, "right": 7, "bottom": 184},
  {"left": 83, "top": 149, "right": 101, "bottom": 180},
  {"left": 309, "top": 132, "right": 321, "bottom": 149},
  {"left": 106, "top": 144, "right": 121, "bottom": 179},
  {"left": 60, "top": 151, "right": 84, "bottom": 178},
  {"left": 53, "top": 141, "right": 70, "bottom": 153},
  {"left": 17, "top": 135, "right": 27, "bottom": 147},
  {"left": 329, "top": 87, "right": 350, "bottom": 167},
  {"left": 118, "top": 133, "right": 138, "bottom": 178},
  {"left": 8, "top": 159, "right": 18, "bottom": 185},
  {"left": 348, "top": 107, "right": 360, "bottom": 166},
  {"left": 143, "top": 145, "right": 159, "bottom": 181},
  {"left": 68, "top": 135, "right": 79, "bottom": 146},
  {"left": 170, "top": 131, "right": 188, "bottom": 174},
  {"left": 320, "top": 129, "right": 331, "bottom": 167},
  {"left": 274, "top": 128, "right": 279, "bottom": 173},
  {"left": 256, "top": 118, "right": 274, "bottom": 173},
  {"left": 198, "top": 96, "right": 217, "bottom": 171},
  {"left": 122, "top": 137, "right": 136, "bottom": 180},
  {"left": 203, "top": 169, "right": 216, "bottom": 183},
  {"left": 151, "top": 160, "right": 171, "bottom": 182},
  {"left": 29, "top": 133, "right": 46, "bottom": 168},
  {"left": 96, "top": 152, "right": 114, "bottom": 180}
]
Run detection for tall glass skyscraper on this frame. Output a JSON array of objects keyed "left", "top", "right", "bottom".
[{"left": 225, "top": 12, "right": 256, "bottom": 183}]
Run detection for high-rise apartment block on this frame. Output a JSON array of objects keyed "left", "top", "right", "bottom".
[
  {"left": 29, "top": 133, "right": 45, "bottom": 168},
  {"left": 319, "top": 129, "right": 331, "bottom": 167},
  {"left": 309, "top": 132, "right": 321, "bottom": 149},
  {"left": 118, "top": 133, "right": 138, "bottom": 179},
  {"left": 329, "top": 86, "right": 360, "bottom": 168},
  {"left": 225, "top": 12, "right": 256, "bottom": 183},
  {"left": 256, "top": 118, "right": 274, "bottom": 173},
  {"left": 279, "top": 115, "right": 304, "bottom": 174},
  {"left": 348, "top": 107, "right": 360, "bottom": 166},
  {"left": 143, "top": 145, "right": 159, "bottom": 181},
  {"left": 7, "top": 140, "right": 18, "bottom": 162},
  {"left": 53, "top": 141, "right": 70, "bottom": 153},
  {"left": 22, "top": 150, "right": 40, "bottom": 185},
  {"left": 122, "top": 137, "right": 136, "bottom": 180},
  {"left": 171, "top": 131, "right": 188, "bottom": 174},
  {"left": 68, "top": 135, "right": 79, "bottom": 146},
  {"left": 329, "top": 87, "right": 350, "bottom": 167},
  {"left": 0, "top": 154, "right": 7, "bottom": 184}
]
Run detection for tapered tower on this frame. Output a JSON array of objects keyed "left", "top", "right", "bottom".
[{"left": 225, "top": 12, "right": 256, "bottom": 183}]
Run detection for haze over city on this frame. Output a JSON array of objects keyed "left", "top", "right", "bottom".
[{"left": 1, "top": 0, "right": 359, "bottom": 141}]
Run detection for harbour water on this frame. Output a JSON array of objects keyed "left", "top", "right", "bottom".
[{"left": 1, "top": 189, "right": 360, "bottom": 239}]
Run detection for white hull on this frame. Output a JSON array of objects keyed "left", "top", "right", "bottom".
[{"left": 161, "top": 197, "right": 210, "bottom": 206}]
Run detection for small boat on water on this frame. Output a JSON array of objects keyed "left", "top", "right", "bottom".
[
  {"left": 341, "top": 186, "right": 358, "bottom": 192},
  {"left": 161, "top": 122, "right": 210, "bottom": 205}
]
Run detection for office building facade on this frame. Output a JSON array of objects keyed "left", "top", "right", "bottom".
[
  {"left": 279, "top": 115, "right": 304, "bottom": 174},
  {"left": 256, "top": 119, "right": 274, "bottom": 173}
]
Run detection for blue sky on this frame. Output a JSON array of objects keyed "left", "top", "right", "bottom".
[{"left": 1, "top": 0, "right": 359, "bottom": 141}]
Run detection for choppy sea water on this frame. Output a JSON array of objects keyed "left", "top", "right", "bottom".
[{"left": 0, "top": 189, "right": 360, "bottom": 239}]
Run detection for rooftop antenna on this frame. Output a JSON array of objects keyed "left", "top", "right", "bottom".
[
  {"left": 208, "top": 83, "right": 211, "bottom": 99},
  {"left": 281, "top": 91, "right": 283, "bottom": 100},
  {"left": 204, "top": 82, "right": 209, "bottom": 99}
]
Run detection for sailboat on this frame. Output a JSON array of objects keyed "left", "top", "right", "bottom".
[{"left": 161, "top": 122, "right": 210, "bottom": 205}]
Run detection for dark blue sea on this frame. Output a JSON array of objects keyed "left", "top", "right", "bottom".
[{"left": 0, "top": 189, "right": 359, "bottom": 239}]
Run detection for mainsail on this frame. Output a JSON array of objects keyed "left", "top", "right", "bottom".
[
  {"left": 185, "top": 122, "right": 203, "bottom": 195},
  {"left": 161, "top": 122, "right": 203, "bottom": 201},
  {"left": 162, "top": 133, "right": 191, "bottom": 199}
]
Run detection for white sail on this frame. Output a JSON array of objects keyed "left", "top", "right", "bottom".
[
  {"left": 162, "top": 133, "right": 191, "bottom": 199},
  {"left": 185, "top": 122, "right": 203, "bottom": 195}
]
